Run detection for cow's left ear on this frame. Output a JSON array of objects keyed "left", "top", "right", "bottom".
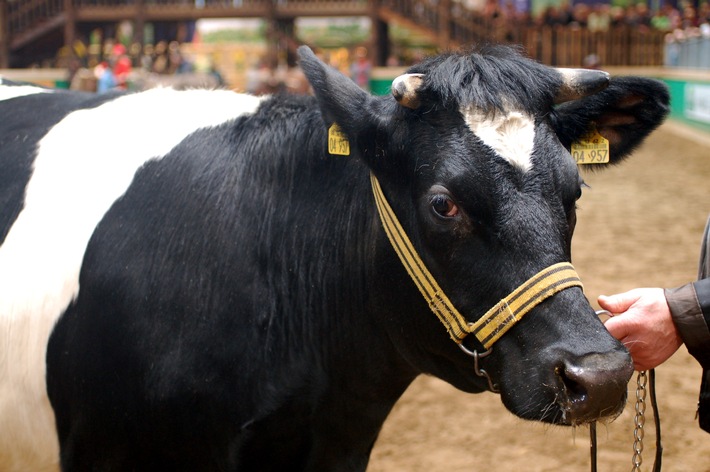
[
  {"left": 551, "top": 76, "right": 670, "bottom": 164},
  {"left": 298, "top": 46, "right": 391, "bottom": 159}
]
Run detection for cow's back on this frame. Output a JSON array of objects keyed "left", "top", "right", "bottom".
[{"left": 0, "top": 82, "right": 265, "bottom": 472}]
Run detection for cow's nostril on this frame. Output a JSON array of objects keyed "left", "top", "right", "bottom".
[
  {"left": 556, "top": 365, "right": 588, "bottom": 403},
  {"left": 553, "top": 351, "right": 633, "bottom": 425}
]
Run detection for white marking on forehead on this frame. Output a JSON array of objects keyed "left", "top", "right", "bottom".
[
  {"left": 0, "top": 83, "right": 52, "bottom": 101},
  {"left": 462, "top": 105, "right": 536, "bottom": 172}
]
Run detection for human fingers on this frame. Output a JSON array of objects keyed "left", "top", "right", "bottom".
[
  {"left": 602, "top": 318, "right": 656, "bottom": 370},
  {"left": 602, "top": 315, "right": 631, "bottom": 342}
]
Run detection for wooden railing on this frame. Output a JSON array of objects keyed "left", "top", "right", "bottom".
[
  {"left": 381, "top": 0, "right": 665, "bottom": 66},
  {"left": 69, "top": 0, "right": 369, "bottom": 16},
  {"left": 1, "top": 0, "right": 667, "bottom": 68},
  {"left": 6, "top": 0, "right": 64, "bottom": 38},
  {"left": 524, "top": 26, "right": 665, "bottom": 67}
]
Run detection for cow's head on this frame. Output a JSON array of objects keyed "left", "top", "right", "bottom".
[{"left": 298, "top": 45, "right": 669, "bottom": 426}]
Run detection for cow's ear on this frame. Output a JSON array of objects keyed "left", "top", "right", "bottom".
[
  {"left": 551, "top": 76, "right": 670, "bottom": 164},
  {"left": 298, "top": 46, "right": 391, "bottom": 162}
]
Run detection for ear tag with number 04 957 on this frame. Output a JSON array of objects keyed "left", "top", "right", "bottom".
[
  {"left": 328, "top": 123, "right": 350, "bottom": 156},
  {"left": 570, "top": 126, "right": 610, "bottom": 165}
]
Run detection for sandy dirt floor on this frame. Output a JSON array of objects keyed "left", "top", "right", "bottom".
[{"left": 367, "top": 121, "right": 710, "bottom": 472}]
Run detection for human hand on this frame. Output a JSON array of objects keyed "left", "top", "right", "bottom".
[{"left": 598, "top": 288, "right": 683, "bottom": 371}]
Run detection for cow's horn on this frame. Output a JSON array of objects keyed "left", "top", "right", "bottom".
[
  {"left": 392, "top": 73, "right": 424, "bottom": 109},
  {"left": 554, "top": 68, "right": 610, "bottom": 104}
]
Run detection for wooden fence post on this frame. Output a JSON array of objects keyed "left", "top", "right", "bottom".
[
  {"left": 64, "top": 0, "right": 76, "bottom": 59},
  {"left": 438, "top": 0, "right": 451, "bottom": 50},
  {"left": 135, "top": 0, "right": 145, "bottom": 47},
  {"left": 369, "top": 0, "right": 389, "bottom": 67},
  {"left": 0, "top": 0, "right": 8, "bottom": 68}
]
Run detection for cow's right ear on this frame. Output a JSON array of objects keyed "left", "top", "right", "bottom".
[
  {"left": 551, "top": 76, "right": 670, "bottom": 165},
  {"left": 298, "top": 46, "right": 395, "bottom": 169},
  {"left": 298, "top": 46, "right": 371, "bottom": 128}
]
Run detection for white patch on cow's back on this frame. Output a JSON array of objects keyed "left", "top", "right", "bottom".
[
  {"left": 462, "top": 105, "right": 536, "bottom": 172},
  {"left": 0, "top": 83, "right": 51, "bottom": 101},
  {"left": 0, "top": 87, "right": 265, "bottom": 472}
]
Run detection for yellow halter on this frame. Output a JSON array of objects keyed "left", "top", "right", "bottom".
[{"left": 370, "top": 173, "right": 583, "bottom": 350}]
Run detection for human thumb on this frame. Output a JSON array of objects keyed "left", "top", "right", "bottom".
[{"left": 597, "top": 290, "right": 641, "bottom": 315}]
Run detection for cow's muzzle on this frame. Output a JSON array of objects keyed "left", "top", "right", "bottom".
[{"left": 555, "top": 349, "right": 634, "bottom": 425}]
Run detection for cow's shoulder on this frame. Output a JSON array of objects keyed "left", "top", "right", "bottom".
[
  {"left": 0, "top": 87, "right": 267, "bottom": 338},
  {"left": 0, "top": 83, "right": 119, "bottom": 242}
]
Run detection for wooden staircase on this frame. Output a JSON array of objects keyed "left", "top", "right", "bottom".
[{"left": 4, "top": 0, "right": 64, "bottom": 51}]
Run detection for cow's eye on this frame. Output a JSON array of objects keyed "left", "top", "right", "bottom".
[{"left": 430, "top": 194, "right": 458, "bottom": 218}]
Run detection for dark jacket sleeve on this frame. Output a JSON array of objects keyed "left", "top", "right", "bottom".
[
  {"left": 665, "top": 216, "right": 710, "bottom": 433},
  {"left": 666, "top": 280, "right": 710, "bottom": 433},
  {"left": 665, "top": 279, "right": 710, "bottom": 368},
  {"left": 696, "top": 278, "right": 710, "bottom": 322}
]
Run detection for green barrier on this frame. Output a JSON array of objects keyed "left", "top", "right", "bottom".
[
  {"left": 663, "top": 77, "right": 710, "bottom": 134},
  {"left": 369, "top": 67, "right": 407, "bottom": 96},
  {"left": 370, "top": 78, "right": 391, "bottom": 96}
]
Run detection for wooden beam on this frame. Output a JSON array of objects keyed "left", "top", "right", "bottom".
[
  {"left": 135, "top": 0, "right": 145, "bottom": 46},
  {"left": 369, "top": 0, "right": 391, "bottom": 67},
  {"left": 63, "top": 0, "right": 76, "bottom": 56},
  {"left": 437, "top": 0, "right": 450, "bottom": 50},
  {"left": 0, "top": 0, "right": 8, "bottom": 68},
  {"left": 372, "top": 19, "right": 389, "bottom": 67},
  {"left": 265, "top": 0, "right": 278, "bottom": 68}
]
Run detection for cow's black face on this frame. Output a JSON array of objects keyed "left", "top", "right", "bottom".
[
  {"left": 398, "top": 104, "right": 633, "bottom": 426},
  {"left": 299, "top": 45, "right": 668, "bottom": 426}
]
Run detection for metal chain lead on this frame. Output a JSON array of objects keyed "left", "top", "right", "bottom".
[{"left": 632, "top": 370, "right": 648, "bottom": 471}]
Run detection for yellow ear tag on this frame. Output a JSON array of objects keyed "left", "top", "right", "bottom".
[
  {"left": 571, "top": 126, "right": 610, "bottom": 165},
  {"left": 328, "top": 123, "right": 350, "bottom": 156}
]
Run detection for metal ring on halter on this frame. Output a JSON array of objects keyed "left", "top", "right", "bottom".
[
  {"left": 595, "top": 309, "right": 614, "bottom": 323},
  {"left": 459, "top": 344, "right": 499, "bottom": 393}
]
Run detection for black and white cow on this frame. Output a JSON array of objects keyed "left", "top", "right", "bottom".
[{"left": 0, "top": 45, "right": 668, "bottom": 471}]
